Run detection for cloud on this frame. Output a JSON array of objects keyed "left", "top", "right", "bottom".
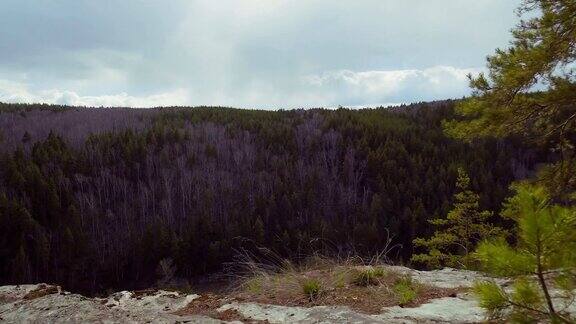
[
  {"left": 300, "top": 66, "right": 483, "bottom": 106},
  {"left": 0, "top": 66, "right": 482, "bottom": 109},
  {"left": 0, "top": 80, "right": 190, "bottom": 108},
  {"left": 0, "top": 0, "right": 521, "bottom": 109}
]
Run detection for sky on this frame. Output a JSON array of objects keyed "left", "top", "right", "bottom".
[{"left": 0, "top": 0, "right": 521, "bottom": 109}]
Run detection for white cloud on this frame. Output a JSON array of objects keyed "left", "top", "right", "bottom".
[
  {"left": 301, "top": 66, "right": 483, "bottom": 105},
  {"left": 0, "top": 66, "right": 481, "bottom": 109},
  {"left": 305, "top": 66, "right": 480, "bottom": 92},
  {"left": 0, "top": 80, "right": 190, "bottom": 108}
]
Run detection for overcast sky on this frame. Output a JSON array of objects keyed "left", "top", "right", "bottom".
[{"left": 0, "top": 0, "right": 521, "bottom": 109}]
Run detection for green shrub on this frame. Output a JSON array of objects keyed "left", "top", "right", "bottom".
[
  {"left": 352, "top": 267, "right": 386, "bottom": 287},
  {"left": 245, "top": 276, "right": 263, "bottom": 294},
  {"left": 393, "top": 275, "right": 417, "bottom": 305},
  {"left": 302, "top": 279, "right": 322, "bottom": 301},
  {"left": 373, "top": 267, "right": 386, "bottom": 277},
  {"left": 333, "top": 270, "right": 348, "bottom": 288}
]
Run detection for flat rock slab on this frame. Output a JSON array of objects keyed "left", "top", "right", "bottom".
[
  {"left": 218, "top": 292, "right": 484, "bottom": 323},
  {"left": 1, "top": 267, "right": 572, "bottom": 323},
  {"left": 387, "top": 266, "right": 503, "bottom": 289},
  {"left": 0, "top": 284, "right": 212, "bottom": 323}
]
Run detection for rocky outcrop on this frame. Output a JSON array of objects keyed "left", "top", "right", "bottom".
[
  {"left": 0, "top": 284, "right": 209, "bottom": 323},
  {"left": 0, "top": 267, "right": 571, "bottom": 323}
]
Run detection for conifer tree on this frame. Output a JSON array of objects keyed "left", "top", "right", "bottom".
[
  {"left": 473, "top": 183, "right": 576, "bottom": 323},
  {"left": 412, "top": 168, "right": 504, "bottom": 269},
  {"left": 444, "top": 0, "right": 576, "bottom": 197}
]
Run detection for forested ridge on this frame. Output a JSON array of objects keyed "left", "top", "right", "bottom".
[{"left": 0, "top": 100, "right": 543, "bottom": 294}]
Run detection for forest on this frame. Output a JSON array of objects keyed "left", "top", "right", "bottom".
[{"left": 0, "top": 100, "right": 545, "bottom": 294}]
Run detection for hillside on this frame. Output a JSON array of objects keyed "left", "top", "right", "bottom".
[{"left": 0, "top": 101, "right": 544, "bottom": 295}]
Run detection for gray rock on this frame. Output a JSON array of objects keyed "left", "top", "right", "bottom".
[{"left": 1, "top": 267, "right": 573, "bottom": 323}]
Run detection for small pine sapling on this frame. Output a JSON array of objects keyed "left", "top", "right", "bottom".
[
  {"left": 473, "top": 184, "right": 576, "bottom": 323},
  {"left": 412, "top": 168, "right": 505, "bottom": 269}
]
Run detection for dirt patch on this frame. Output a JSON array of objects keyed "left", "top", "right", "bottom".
[
  {"left": 218, "top": 308, "right": 270, "bottom": 323},
  {"left": 131, "top": 288, "right": 159, "bottom": 299},
  {"left": 173, "top": 294, "right": 222, "bottom": 317},
  {"left": 174, "top": 294, "right": 268, "bottom": 323},
  {"left": 234, "top": 282, "right": 461, "bottom": 314},
  {"left": 405, "top": 285, "right": 460, "bottom": 308},
  {"left": 23, "top": 284, "right": 59, "bottom": 300}
]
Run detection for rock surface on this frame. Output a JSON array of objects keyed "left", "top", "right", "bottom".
[
  {"left": 0, "top": 267, "right": 570, "bottom": 323},
  {"left": 0, "top": 284, "right": 211, "bottom": 323}
]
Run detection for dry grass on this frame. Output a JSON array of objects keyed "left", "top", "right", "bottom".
[
  {"left": 229, "top": 255, "right": 461, "bottom": 314},
  {"left": 176, "top": 251, "right": 461, "bottom": 318},
  {"left": 23, "top": 284, "right": 59, "bottom": 300}
]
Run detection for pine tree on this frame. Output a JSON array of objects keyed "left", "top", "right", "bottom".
[
  {"left": 444, "top": 0, "right": 576, "bottom": 197},
  {"left": 473, "top": 184, "right": 576, "bottom": 323},
  {"left": 412, "top": 168, "right": 504, "bottom": 269}
]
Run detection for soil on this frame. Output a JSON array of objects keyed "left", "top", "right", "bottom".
[
  {"left": 173, "top": 294, "right": 269, "bottom": 323},
  {"left": 233, "top": 282, "right": 461, "bottom": 314},
  {"left": 23, "top": 284, "right": 59, "bottom": 300}
]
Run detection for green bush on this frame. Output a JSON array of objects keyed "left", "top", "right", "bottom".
[
  {"left": 245, "top": 276, "right": 263, "bottom": 294},
  {"left": 302, "top": 279, "right": 322, "bottom": 301},
  {"left": 352, "top": 267, "right": 386, "bottom": 287},
  {"left": 393, "top": 275, "right": 417, "bottom": 305}
]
